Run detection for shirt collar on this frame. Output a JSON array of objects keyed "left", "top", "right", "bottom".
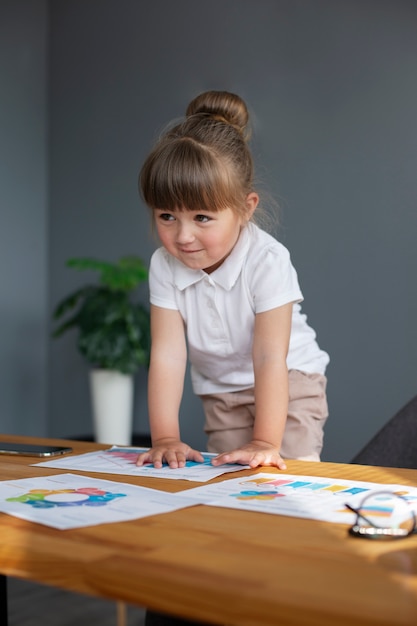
[{"left": 171, "top": 224, "right": 252, "bottom": 291}]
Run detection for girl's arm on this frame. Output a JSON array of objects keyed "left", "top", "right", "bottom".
[
  {"left": 212, "top": 302, "right": 293, "bottom": 469},
  {"left": 136, "top": 305, "right": 204, "bottom": 468}
]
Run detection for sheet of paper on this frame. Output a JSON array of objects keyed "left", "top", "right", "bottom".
[
  {"left": 0, "top": 472, "right": 199, "bottom": 529},
  {"left": 176, "top": 472, "right": 417, "bottom": 525},
  {"left": 34, "top": 447, "right": 249, "bottom": 482}
]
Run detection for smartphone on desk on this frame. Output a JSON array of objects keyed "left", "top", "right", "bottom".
[{"left": 0, "top": 442, "right": 73, "bottom": 457}]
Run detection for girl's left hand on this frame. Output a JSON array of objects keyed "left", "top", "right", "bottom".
[{"left": 211, "top": 440, "right": 287, "bottom": 470}]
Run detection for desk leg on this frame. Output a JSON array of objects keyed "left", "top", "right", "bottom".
[{"left": 0, "top": 575, "right": 7, "bottom": 626}]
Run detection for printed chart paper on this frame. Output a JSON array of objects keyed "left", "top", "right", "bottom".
[
  {"left": 176, "top": 473, "right": 417, "bottom": 525},
  {"left": 0, "top": 473, "right": 198, "bottom": 529},
  {"left": 34, "top": 447, "right": 249, "bottom": 482}
]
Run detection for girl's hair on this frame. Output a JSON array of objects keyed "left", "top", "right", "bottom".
[{"left": 139, "top": 90, "right": 255, "bottom": 216}]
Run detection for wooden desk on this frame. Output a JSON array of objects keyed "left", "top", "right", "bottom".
[{"left": 1, "top": 434, "right": 417, "bottom": 626}]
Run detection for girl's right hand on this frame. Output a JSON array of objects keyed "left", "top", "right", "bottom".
[{"left": 136, "top": 438, "right": 204, "bottom": 469}]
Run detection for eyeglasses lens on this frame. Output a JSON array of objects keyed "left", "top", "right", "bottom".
[{"left": 352, "top": 492, "right": 415, "bottom": 539}]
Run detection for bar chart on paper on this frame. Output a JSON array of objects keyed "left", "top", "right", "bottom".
[
  {"left": 35, "top": 447, "right": 249, "bottom": 481},
  {"left": 176, "top": 473, "right": 417, "bottom": 524}
]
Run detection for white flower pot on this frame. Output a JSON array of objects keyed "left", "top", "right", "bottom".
[{"left": 89, "top": 369, "right": 134, "bottom": 445}]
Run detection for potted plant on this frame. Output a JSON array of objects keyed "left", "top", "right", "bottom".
[{"left": 52, "top": 256, "right": 151, "bottom": 445}]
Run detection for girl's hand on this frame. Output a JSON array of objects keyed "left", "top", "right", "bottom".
[
  {"left": 136, "top": 438, "right": 205, "bottom": 469},
  {"left": 211, "top": 440, "right": 287, "bottom": 470}
]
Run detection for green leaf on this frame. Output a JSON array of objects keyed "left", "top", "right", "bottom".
[
  {"left": 52, "top": 313, "right": 81, "bottom": 338},
  {"left": 53, "top": 256, "right": 151, "bottom": 373},
  {"left": 52, "top": 286, "right": 96, "bottom": 320},
  {"left": 66, "top": 256, "right": 148, "bottom": 292}
]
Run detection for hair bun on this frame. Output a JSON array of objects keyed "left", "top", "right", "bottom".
[{"left": 186, "top": 90, "right": 249, "bottom": 136}]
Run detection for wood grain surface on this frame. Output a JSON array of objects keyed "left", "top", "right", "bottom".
[{"left": 1, "top": 435, "right": 417, "bottom": 626}]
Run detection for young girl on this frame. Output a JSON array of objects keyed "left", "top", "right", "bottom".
[{"left": 136, "top": 90, "right": 329, "bottom": 473}]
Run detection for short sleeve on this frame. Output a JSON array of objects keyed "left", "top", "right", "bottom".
[
  {"left": 248, "top": 241, "right": 303, "bottom": 313},
  {"left": 149, "top": 248, "right": 179, "bottom": 310}
]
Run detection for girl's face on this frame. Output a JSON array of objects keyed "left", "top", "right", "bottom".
[{"left": 154, "top": 193, "right": 258, "bottom": 274}]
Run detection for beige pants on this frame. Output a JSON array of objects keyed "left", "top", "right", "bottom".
[{"left": 200, "top": 370, "right": 328, "bottom": 462}]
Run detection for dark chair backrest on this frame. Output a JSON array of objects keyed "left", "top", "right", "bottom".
[{"left": 351, "top": 394, "right": 417, "bottom": 469}]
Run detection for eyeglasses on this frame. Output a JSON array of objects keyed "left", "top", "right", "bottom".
[{"left": 345, "top": 490, "right": 417, "bottom": 540}]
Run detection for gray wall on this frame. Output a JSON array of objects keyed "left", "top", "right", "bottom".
[
  {"left": 2, "top": 0, "right": 417, "bottom": 463},
  {"left": 0, "top": 0, "right": 48, "bottom": 436}
]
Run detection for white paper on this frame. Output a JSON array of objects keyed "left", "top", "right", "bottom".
[
  {"left": 34, "top": 447, "right": 249, "bottom": 482},
  {"left": 176, "top": 472, "right": 417, "bottom": 524},
  {"left": 0, "top": 473, "right": 198, "bottom": 529}
]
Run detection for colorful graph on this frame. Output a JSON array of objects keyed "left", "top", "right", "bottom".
[
  {"left": 231, "top": 490, "right": 285, "bottom": 501},
  {"left": 108, "top": 448, "right": 214, "bottom": 468},
  {"left": 0, "top": 473, "right": 199, "bottom": 529},
  {"left": 35, "top": 447, "right": 248, "bottom": 482},
  {"left": 6, "top": 486, "right": 126, "bottom": 508},
  {"left": 236, "top": 476, "right": 372, "bottom": 498},
  {"left": 178, "top": 472, "right": 417, "bottom": 526}
]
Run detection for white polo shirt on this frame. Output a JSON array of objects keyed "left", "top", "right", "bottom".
[{"left": 149, "top": 222, "right": 329, "bottom": 395}]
